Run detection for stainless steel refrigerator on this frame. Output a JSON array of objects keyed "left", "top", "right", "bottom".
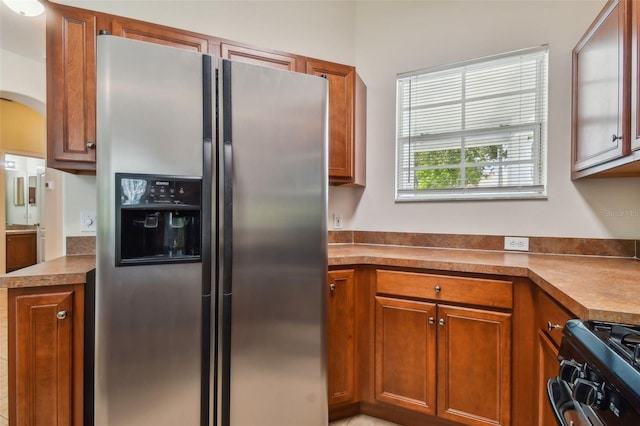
[{"left": 95, "top": 35, "right": 328, "bottom": 426}]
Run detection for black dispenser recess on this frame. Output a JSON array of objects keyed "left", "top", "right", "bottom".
[{"left": 115, "top": 173, "right": 202, "bottom": 266}]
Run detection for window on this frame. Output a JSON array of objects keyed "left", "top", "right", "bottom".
[{"left": 395, "top": 46, "right": 548, "bottom": 201}]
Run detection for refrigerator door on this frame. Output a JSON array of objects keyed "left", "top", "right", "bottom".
[
  {"left": 96, "top": 36, "right": 209, "bottom": 426},
  {"left": 217, "top": 60, "right": 328, "bottom": 426}
]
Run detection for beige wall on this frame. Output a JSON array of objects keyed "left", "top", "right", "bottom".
[
  {"left": 329, "top": 0, "right": 640, "bottom": 239},
  {"left": 0, "top": 99, "right": 45, "bottom": 157},
  {"left": 0, "top": 47, "right": 63, "bottom": 263},
  {"left": 52, "top": 1, "right": 640, "bottom": 240}
]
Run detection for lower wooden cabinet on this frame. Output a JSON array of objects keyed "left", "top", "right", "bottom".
[
  {"left": 534, "top": 290, "right": 574, "bottom": 425},
  {"left": 6, "top": 232, "right": 37, "bottom": 273},
  {"left": 327, "top": 269, "right": 356, "bottom": 407},
  {"left": 374, "top": 297, "right": 436, "bottom": 415},
  {"left": 374, "top": 296, "right": 511, "bottom": 426},
  {"left": 8, "top": 284, "right": 85, "bottom": 426},
  {"left": 536, "top": 330, "right": 560, "bottom": 426},
  {"left": 437, "top": 305, "right": 511, "bottom": 426}
]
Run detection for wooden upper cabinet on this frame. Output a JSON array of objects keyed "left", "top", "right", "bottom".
[
  {"left": 46, "top": 3, "right": 102, "bottom": 173},
  {"left": 45, "top": 3, "right": 366, "bottom": 180},
  {"left": 220, "top": 42, "right": 302, "bottom": 72},
  {"left": 632, "top": 0, "right": 640, "bottom": 151},
  {"left": 306, "top": 59, "right": 366, "bottom": 186},
  {"left": 572, "top": 0, "right": 628, "bottom": 172},
  {"left": 572, "top": 0, "right": 640, "bottom": 178},
  {"left": 111, "top": 18, "right": 219, "bottom": 55}
]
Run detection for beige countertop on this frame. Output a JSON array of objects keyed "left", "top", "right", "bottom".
[
  {"left": 6, "top": 229, "right": 37, "bottom": 234},
  {"left": 0, "top": 255, "right": 95, "bottom": 288},
  {"left": 329, "top": 243, "right": 640, "bottom": 324},
  {"left": 2, "top": 246, "right": 639, "bottom": 324}
]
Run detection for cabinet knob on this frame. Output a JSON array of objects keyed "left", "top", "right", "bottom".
[
  {"left": 438, "top": 318, "right": 445, "bottom": 326},
  {"left": 428, "top": 317, "right": 435, "bottom": 324},
  {"left": 329, "top": 283, "right": 336, "bottom": 291},
  {"left": 56, "top": 310, "right": 67, "bottom": 320},
  {"left": 547, "top": 321, "right": 562, "bottom": 332},
  {"left": 434, "top": 285, "right": 442, "bottom": 293},
  {"left": 87, "top": 141, "right": 96, "bottom": 150},
  {"left": 611, "top": 134, "right": 622, "bottom": 142},
  {"left": 7, "top": 238, "right": 11, "bottom": 242}
]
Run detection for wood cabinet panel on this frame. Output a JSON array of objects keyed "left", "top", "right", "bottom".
[
  {"left": 573, "top": 0, "right": 628, "bottom": 173},
  {"left": 46, "top": 4, "right": 100, "bottom": 172},
  {"left": 45, "top": 4, "right": 365, "bottom": 180},
  {"left": 6, "top": 232, "right": 37, "bottom": 273},
  {"left": 9, "top": 285, "right": 85, "bottom": 426},
  {"left": 632, "top": 0, "right": 640, "bottom": 151},
  {"left": 376, "top": 270, "right": 513, "bottom": 309},
  {"left": 535, "top": 290, "right": 572, "bottom": 347},
  {"left": 536, "top": 330, "right": 560, "bottom": 426},
  {"left": 327, "top": 269, "right": 356, "bottom": 406},
  {"left": 437, "top": 305, "right": 511, "bottom": 426},
  {"left": 374, "top": 296, "right": 437, "bottom": 415},
  {"left": 220, "top": 42, "right": 301, "bottom": 72},
  {"left": 306, "top": 59, "right": 365, "bottom": 186},
  {"left": 111, "top": 18, "right": 215, "bottom": 53}
]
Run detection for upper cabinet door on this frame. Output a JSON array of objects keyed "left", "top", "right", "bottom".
[
  {"left": 111, "top": 18, "right": 219, "bottom": 55},
  {"left": 46, "top": 4, "right": 101, "bottom": 173},
  {"left": 220, "top": 42, "right": 302, "bottom": 72},
  {"left": 632, "top": 0, "right": 640, "bottom": 151},
  {"left": 572, "top": 0, "right": 630, "bottom": 175},
  {"left": 306, "top": 59, "right": 366, "bottom": 186}
]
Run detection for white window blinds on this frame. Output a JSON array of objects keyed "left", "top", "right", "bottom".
[{"left": 395, "top": 46, "right": 548, "bottom": 201}]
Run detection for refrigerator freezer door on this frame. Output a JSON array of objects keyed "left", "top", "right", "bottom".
[
  {"left": 96, "top": 36, "right": 207, "bottom": 426},
  {"left": 217, "top": 60, "right": 328, "bottom": 426}
]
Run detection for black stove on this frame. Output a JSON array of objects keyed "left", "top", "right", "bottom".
[{"left": 547, "top": 319, "right": 640, "bottom": 426}]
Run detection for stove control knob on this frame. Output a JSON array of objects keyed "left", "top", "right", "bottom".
[
  {"left": 572, "top": 378, "right": 605, "bottom": 408},
  {"left": 559, "top": 359, "right": 583, "bottom": 383}
]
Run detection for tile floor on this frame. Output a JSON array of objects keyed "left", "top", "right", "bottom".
[
  {"left": 0, "top": 288, "right": 7, "bottom": 426},
  {"left": 0, "top": 287, "right": 398, "bottom": 426},
  {"left": 330, "top": 415, "right": 400, "bottom": 426}
]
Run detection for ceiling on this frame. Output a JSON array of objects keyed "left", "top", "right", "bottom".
[{"left": 0, "top": 1, "right": 46, "bottom": 63}]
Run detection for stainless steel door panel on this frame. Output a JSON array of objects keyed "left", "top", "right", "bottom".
[
  {"left": 96, "top": 36, "right": 205, "bottom": 426},
  {"left": 218, "top": 60, "right": 328, "bottom": 426}
]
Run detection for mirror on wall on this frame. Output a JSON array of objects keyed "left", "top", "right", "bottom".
[{"left": 5, "top": 154, "right": 44, "bottom": 226}]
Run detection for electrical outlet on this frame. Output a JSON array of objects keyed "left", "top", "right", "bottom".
[
  {"left": 333, "top": 214, "right": 343, "bottom": 229},
  {"left": 504, "top": 236, "right": 529, "bottom": 251}
]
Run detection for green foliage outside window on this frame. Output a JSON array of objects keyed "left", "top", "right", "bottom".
[{"left": 414, "top": 145, "right": 507, "bottom": 189}]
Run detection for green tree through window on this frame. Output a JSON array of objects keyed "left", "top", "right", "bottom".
[{"left": 414, "top": 145, "right": 507, "bottom": 189}]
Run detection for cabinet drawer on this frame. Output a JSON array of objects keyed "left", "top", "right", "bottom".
[
  {"left": 537, "top": 290, "right": 573, "bottom": 347},
  {"left": 376, "top": 270, "right": 512, "bottom": 309}
]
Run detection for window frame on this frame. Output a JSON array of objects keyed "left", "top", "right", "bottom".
[{"left": 395, "top": 45, "right": 549, "bottom": 202}]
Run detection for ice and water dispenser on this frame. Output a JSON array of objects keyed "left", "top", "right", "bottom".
[{"left": 115, "top": 173, "right": 202, "bottom": 266}]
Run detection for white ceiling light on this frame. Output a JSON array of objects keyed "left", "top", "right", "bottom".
[{"left": 2, "top": 0, "right": 44, "bottom": 17}]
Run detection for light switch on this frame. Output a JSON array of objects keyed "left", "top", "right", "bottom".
[{"left": 81, "top": 211, "right": 97, "bottom": 232}]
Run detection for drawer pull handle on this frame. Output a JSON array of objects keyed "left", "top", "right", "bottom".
[
  {"left": 434, "top": 285, "right": 442, "bottom": 293},
  {"left": 547, "top": 321, "right": 562, "bottom": 331},
  {"left": 439, "top": 318, "right": 445, "bottom": 326},
  {"left": 329, "top": 283, "right": 336, "bottom": 291},
  {"left": 56, "top": 311, "right": 67, "bottom": 320},
  {"left": 428, "top": 317, "right": 435, "bottom": 324}
]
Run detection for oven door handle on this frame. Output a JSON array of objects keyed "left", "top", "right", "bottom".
[{"left": 547, "top": 376, "right": 576, "bottom": 426}]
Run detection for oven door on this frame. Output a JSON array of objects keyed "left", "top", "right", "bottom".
[{"left": 547, "top": 377, "right": 604, "bottom": 426}]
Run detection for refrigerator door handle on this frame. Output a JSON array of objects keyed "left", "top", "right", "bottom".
[{"left": 222, "top": 140, "right": 233, "bottom": 295}]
